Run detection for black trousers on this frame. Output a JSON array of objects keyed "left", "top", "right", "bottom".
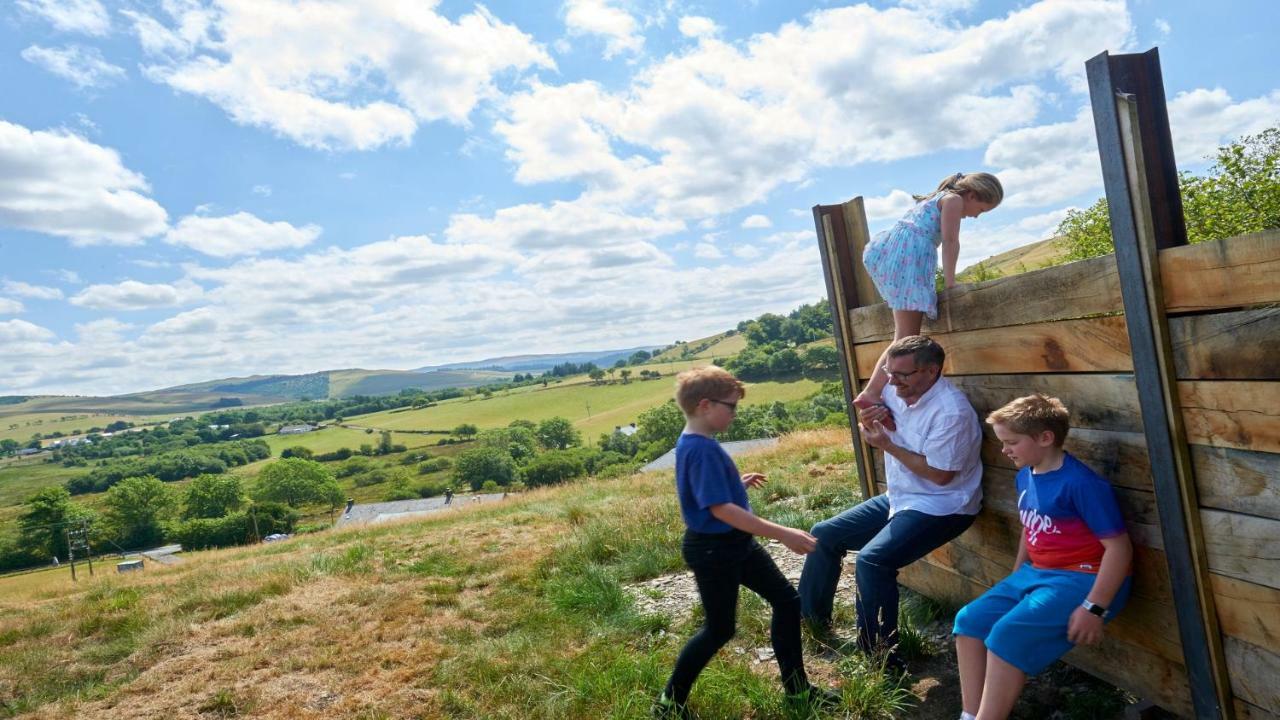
[{"left": 663, "top": 529, "right": 808, "bottom": 703}]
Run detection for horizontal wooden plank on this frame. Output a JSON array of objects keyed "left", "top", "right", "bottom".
[
  {"left": 1238, "top": 699, "right": 1280, "bottom": 720},
  {"left": 1193, "top": 445, "right": 1280, "bottom": 521},
  {"left": 899, "top": 558, "right": 1194, "bottom": 718},
  {"left": 1161, "top": 229, "right": 1280, "bottom": 313},
  {"left": 951, "top": 374, "right": 1143, "bottom": 432},
  {"left": 852, "top": 316, "right": 1134, "bottom": 378},
  {"left": 1200, "top": 509, "right": 1280, "bottom": 592},
  {"left": 1212, "top": 573, "right": 1280, "bottom": 653},
  {"left": 850, "top": 253, "right": 1122, "bottom": 341},
  {"left": 848, "top": 229, "right": 1280, "bottom": 342},
  {"left": 1226, "top": 636, "right": 1280, "bottom": 714},
  {"left": 1180, "top": 381, "right": 1280, "bottom": 455},
  {"left": 1172, "top": 307, "right": 1280, "bottom": 380}
]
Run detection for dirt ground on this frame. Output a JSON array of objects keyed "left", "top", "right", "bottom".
[{"left": 627, "top": 540, "right": 1167, "bottom": 720}]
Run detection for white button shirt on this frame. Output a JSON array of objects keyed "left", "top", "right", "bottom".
[{"left": 878, "top": 375, "right": 983, "bottom": 517}]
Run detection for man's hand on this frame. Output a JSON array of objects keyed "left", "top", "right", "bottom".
[
  {"left": 779, "top": 527, "right": 818, "bottom": 555},
  {"left": 860, "top": 420, "right": 894, "bottom": 450},
  {"left": 742, "top": 472, "right": 767, "bottom": 489},
  {"left": 1067, "top": 606, "right": 1105, "bottom": 645},
  {"left": 857, "top": 403, "right": 896, "bottom": 432}
]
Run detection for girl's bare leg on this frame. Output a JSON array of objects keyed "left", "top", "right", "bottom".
[{"left": 853, "top": 310, "right": 924, "bottom": 407}]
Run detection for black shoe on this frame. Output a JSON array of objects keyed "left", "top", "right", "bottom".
[
  {"left": 786, "top": 684, "right": 843, "bottom": 710},
  {"left": 652, "top": 693, "right": 693, "bottom": 719}
]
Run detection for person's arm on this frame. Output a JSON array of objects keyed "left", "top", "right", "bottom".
[
  {"left": 939, "top": 194, "right": 963, "bottom": 288},
  {"left": 861, "top": 419, "right": 957, "bottom": 486},
  {"left": 1013, "top": 534, "right": 1029, "bottom": 572},
  {"left": 709, "top": 503, "right": 817, "bottom": 555},
  {"left": 1066, "top": 533, "right": 1133, "bottom": 645}
]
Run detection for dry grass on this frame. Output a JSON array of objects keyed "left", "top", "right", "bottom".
[{"left": 0, "top": 429, "right": 918, "bottom": 720}]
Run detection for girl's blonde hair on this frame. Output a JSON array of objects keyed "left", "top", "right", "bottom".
[{"left": 914, "top": 172, "right": 1004, "bottom": 205}]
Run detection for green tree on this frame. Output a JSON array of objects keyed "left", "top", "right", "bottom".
[
  {"left": 620, "top": 369, "right": 632, "bottom": 383},
  {"left": 0, "top": 438, "right": 19, "bottom": 456},
  {"left": 478, "top": 426, "right": 538, "bottom": 464},
  {"left": 18, "top": 487, "right": 92, "bottom": 561},
  {"left": 522, "top": 450, "right": 586, "bottom": 488},
  {"left": 254, "top": 458, "right": 343, "bottom": 509},
  {"left": 183, "top": 474, "right": 245, "bottom": 519},
  {"left": 589, "top": 368, "right": 606, "bottom": 384},
  {"left": 802, "top": 345, "right": 840, "bottom": 371},
  {"left": 103, "top": 476, "right": 175, "bottom": 549},
  {"left": 635, "top": 400, "right": 686, "bottom": 454},
  {"left": 453, "top": 423, "right": 479, "bottom": 438},
  {"left": 628, "top": 350, "right": 652, "bottom": 365},
  {"left": 535, "top": 416, "right": 582, "bottom": 450},
  {"left": 768, "top": 348, "right": 803, "bottom": 375},
  {"left": 453, "top": 446, "right": 518, "bottom": 490},
  {"left": 378, "top": 430, "right": 394, "bottom": 455},
  {"left": 280, "top": 446, "right": 314, "bottom": 459}
]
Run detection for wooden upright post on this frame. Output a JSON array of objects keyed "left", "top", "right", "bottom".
[
  {"left": 1088, "top": 47, "right": 1234, "bottom": 719},
  {"left": 814, "top": 199, "right": 877, "bottom": 501}
]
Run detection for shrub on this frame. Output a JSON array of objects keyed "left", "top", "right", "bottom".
[
  {"left": 417, "top": 457, "right": 452, "bottom": 474},
  {"left": 522, "top": 450, "right": 586, "bottom": 488}
]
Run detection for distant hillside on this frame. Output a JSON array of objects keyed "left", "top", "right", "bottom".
[
  {"left": 959, "top": 236, "right": 1066, "bottom": 279},
  {"left": 415, "top": 346, "right": 662, "bottom": 373}
]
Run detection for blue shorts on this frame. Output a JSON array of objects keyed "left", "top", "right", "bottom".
[{"left": 952, "top": 563, "right": 1132, "bottom": 676}]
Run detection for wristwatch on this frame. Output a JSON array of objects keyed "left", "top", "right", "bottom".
[{"left": 1081, "top": 599, "right": 1107, "bottom": 618}]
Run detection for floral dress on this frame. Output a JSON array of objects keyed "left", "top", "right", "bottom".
[{"left": 862, "top": 193, "right": 946, "bottom": 319}]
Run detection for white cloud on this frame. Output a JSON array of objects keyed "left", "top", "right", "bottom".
[
  {"left": 0, "top": 120, "right": 169, "bottom": 245},
  {"left": 733, "top": 244, "right": 761, "bottom": 259},
  {"left": 497, "top": 1, "right": 1133, "bottom": 221},
  {"left": 0, "top": 298, "right": 24, "bottom": 315},
  {"left": 1154, "top": 18, "right": 1171, "bottom": 37},
  {"left": 164, "top": 212, "right": 322, "bottom": 258},
  {"left": 1168, "top": 88, "right": 1280, "bottom": 165},
  {"left": 741, "top": 214, "right": 772, "bottom": 229},
  {"left": 54, "top": 269, "right": 83, "bottom": 285},
  {"left": 0, "top": 319, "right": 56, "bottom": 343},
  {"left": 677, "top": 16, "right": 719, "bottom": 39},
  {"left": 128, "top": 1, "right": 554, "bottom": 151},
  {"left": 21, "top": 44, "right": 126, "bottom": 88},
  {"left": 446, "top": 200, "right": 684, "bottom": 251},
  {"left": 863, "top": 189, "right": 917, "bottom": 221},
  {"left": 17, "top": 0, "right": 109, "bottom": 36},
  {"left": 3, "top": 281, "right": 64, "bottom": 300},
  {"left": 70, "top": 280, "right": 199, "bottom": 311},
  {"left": 694, "top": 243, "right": 723, "bottom": 259},
  {"left": 563, "top": 0, "right": 643, "bottom": 58},
  {"left": 983, "top": 109, "right": 1100, "bottom": 208},
  {"left": 252, "top": 184, "right": 272, "bottom": 197}
]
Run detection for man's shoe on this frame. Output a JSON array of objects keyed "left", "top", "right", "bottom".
[{"left": 652, "top": 692, "right": 693, "bottom": 719}]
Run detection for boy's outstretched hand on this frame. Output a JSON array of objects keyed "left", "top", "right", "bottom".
[
  {"left": 1067, "top": 606, "right": 1105, "bottom": 645},
  {"left": 779, "top": 528, "right": 818, "bottom": 555},
  {"left": 742, "top": 472, "right": 767, "bottom": 489}
]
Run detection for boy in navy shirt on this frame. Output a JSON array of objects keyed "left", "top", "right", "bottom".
[
  {"left": 953, "top": 394, "right": 1133, "bottom": 720},
  {"left": 654, "top": 366, "right": 840, "bottom": 718}
]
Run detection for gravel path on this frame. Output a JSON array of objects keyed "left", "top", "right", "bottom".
[
  {"left": 334, "top": 493, "right": 506, "bottom": 526},
  {"left": 641, "top": 437, "right": 780, "bottom": 473}
]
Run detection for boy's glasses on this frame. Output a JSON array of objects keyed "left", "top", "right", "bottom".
[
  {"left": 880, "top": 364, "right": 922, "bottom": 381},
  {"left": 708, "top": 399, "right": 738, "bottom": 413}
]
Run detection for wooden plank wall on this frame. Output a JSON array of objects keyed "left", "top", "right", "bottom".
[{"left": 841, "top": 229, "right": 1280, "bottom": 719}]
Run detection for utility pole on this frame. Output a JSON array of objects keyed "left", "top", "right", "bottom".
[{"left": 66, "top": 521, "right": 94, "bottom": 580}]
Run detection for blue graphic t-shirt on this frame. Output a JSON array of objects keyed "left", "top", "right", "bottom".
[
  {"left": 675, "top": 432, "right": 750, "bottom": 533},
  {"left": 1017, "top": 452, "right": 1127, "bottom": 574}
]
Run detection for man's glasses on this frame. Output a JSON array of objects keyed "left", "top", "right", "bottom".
[
  {"left": 880, "top": 364, "right": 922, "bottom": 381},
  {"left": 708, "top": 398, "right": 738, "bottom": 413}
]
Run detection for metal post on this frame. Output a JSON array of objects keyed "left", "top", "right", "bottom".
[
  {"left": 1087, "top": 47, "right": 1234, "bottom": 719},
  {"left": 66, "top": 527, "right": 77, "bottom": 582}
]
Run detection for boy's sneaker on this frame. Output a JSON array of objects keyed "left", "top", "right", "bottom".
[
  {"left": 651, "top": 693, "right": 693, "bottom": 719},
  {"left": 786, "top": 685, "right": 843, "bottom": 710}
]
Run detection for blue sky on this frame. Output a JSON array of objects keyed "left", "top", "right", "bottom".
[{"left": 1, "top": 0, "right": 1277, "bottom": 396}]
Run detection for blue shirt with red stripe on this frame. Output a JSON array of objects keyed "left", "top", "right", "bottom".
[{"left": 1017, "top": 452, "right": 1127, "bottom": 574}]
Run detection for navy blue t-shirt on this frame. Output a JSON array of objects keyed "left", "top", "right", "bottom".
[{"left": 675, "top": 432, "right": 751, "bottom": 533}]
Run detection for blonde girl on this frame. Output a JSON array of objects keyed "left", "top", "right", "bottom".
[{"left": 853, "top": 172, "right": 1003, "bottom": 415}]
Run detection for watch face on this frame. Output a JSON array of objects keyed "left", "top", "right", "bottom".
[{"left": 1086, "top": 602, "right": 1106, "bottom": 616}]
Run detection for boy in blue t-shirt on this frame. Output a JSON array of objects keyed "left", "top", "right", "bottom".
[
  {"left": 952, "top": 394, "right": 1133, "bottom": 720},
  {"left": 654, "top": 366, "right": 840, "bottom": 719}
]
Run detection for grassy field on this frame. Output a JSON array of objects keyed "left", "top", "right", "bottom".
[
  {"left": 0, "top": 429, "right": 911, "bottom": 719},
  {"left": 650, "top": 331, "right": 747, "bottom": 362},
  {"left": 348, "top": 372, "right": 826, "bottom": 440},
  {"left": 0, "top": 411, "right": 173, "bottom": 444}
]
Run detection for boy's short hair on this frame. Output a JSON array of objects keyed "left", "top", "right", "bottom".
[
  {"left": 885, "top": 335, "right": 945, "bottom": 368},
  {"left": 675, "top": 366, "right": 745, "bottom": 415},
  {"left": 986, "top": 394, "right": 1071, "bottom": 447}
]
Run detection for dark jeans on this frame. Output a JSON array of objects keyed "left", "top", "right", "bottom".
[
  {"left": 664, "top": 529, "right": 808, "bottom": 704},
  {"left": 798, "top": 495, "right": 975, "bottom": 652}
]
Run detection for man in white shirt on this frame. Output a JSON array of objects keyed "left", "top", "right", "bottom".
[{"left": 799, "top": 335, "right": 982, "bottom": 661}]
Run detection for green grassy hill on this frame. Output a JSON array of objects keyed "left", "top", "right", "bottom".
[{"left": 959, "top": 236, "right": 1066, "bottom": 280}]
